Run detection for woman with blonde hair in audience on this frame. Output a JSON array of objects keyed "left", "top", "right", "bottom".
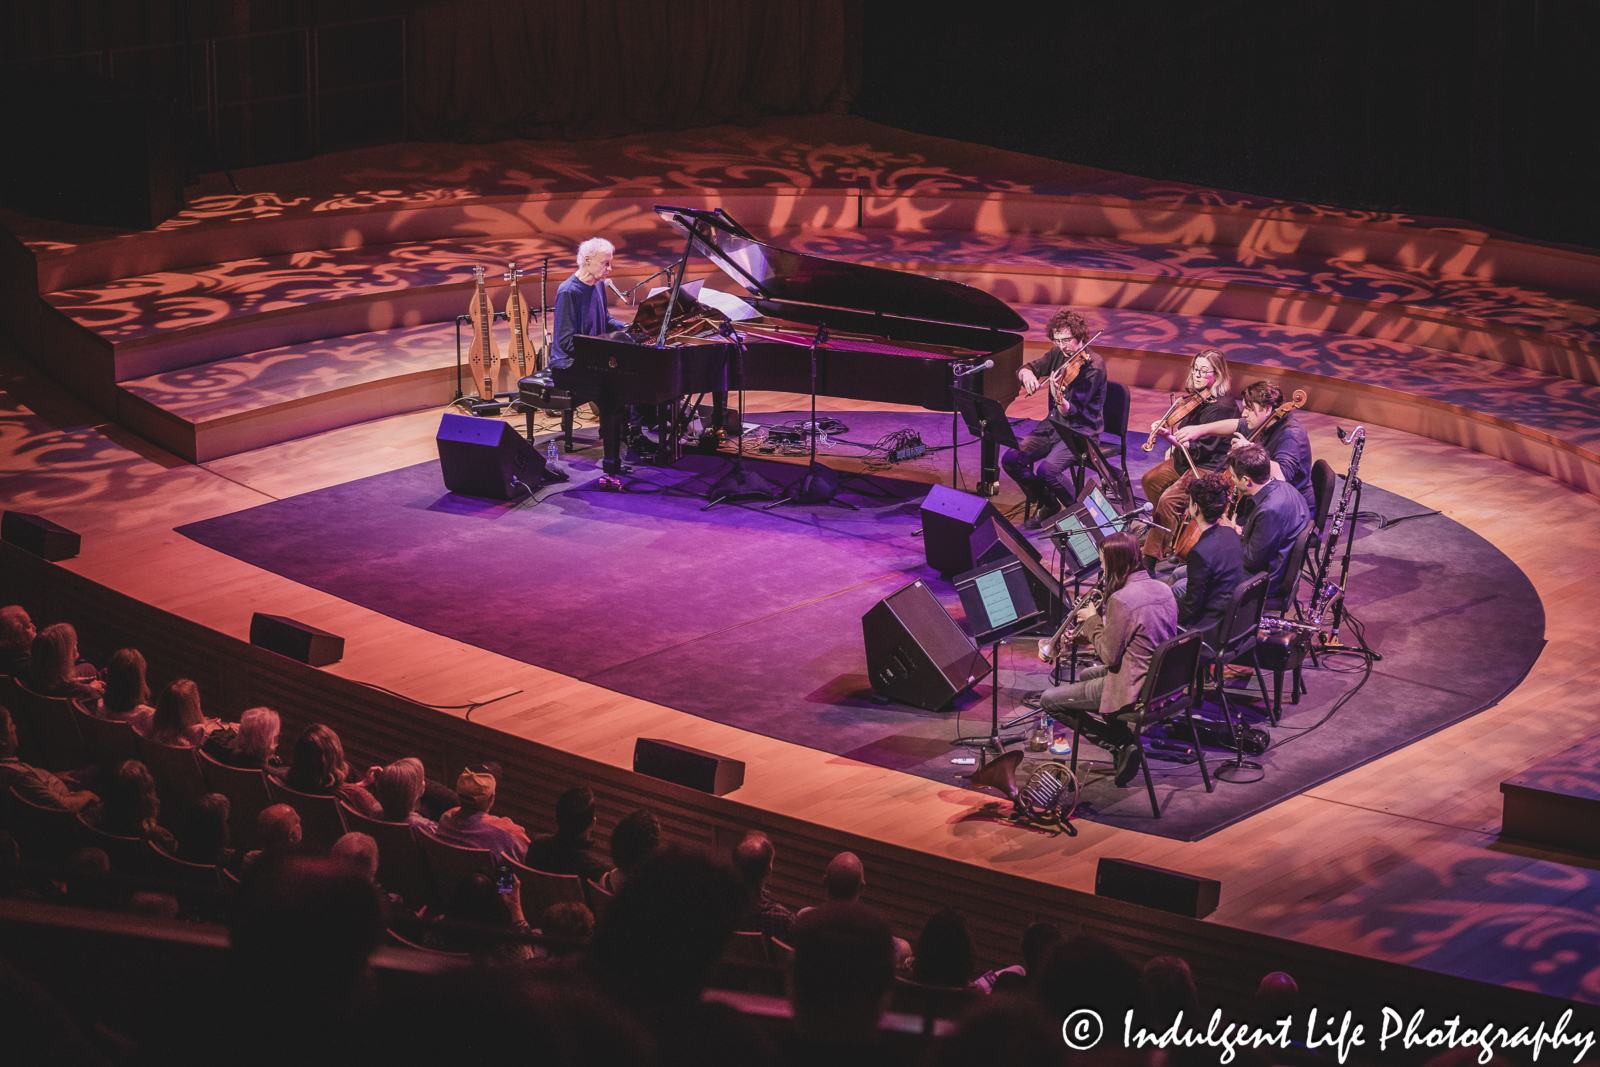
[
  {"left": 284, "top": 723, "right": 382, "bottom": 819},
  {"left": 95, "top": 760, "right": 177, "bottom": 854},
  {"left": 99, "top": 648, "right": 153, "bottom": 723},
  {"left": 141, "top": 679, "right": 224, "bottom": 747},
  {"left": 203, "top": 706, "right": 288, "bottom": 779},
  {"left": 371, "top": 757, "right": 437, "bottom": 832},
  {"left": 22, "top": 622, "right": 103, "bottom": 704}
]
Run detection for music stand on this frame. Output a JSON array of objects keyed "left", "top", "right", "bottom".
[
  {"left": 952, "top": 556, "right": 1047, "bottom": 754},
  {"left": 1050, "top": 419, "right": 1133, "bottom": 512},
  {"left": 952, "top": 386, "right": 1021, "bottom": 496}
]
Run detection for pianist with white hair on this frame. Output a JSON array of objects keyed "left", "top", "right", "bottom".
[{"left": 551, "top": 237, "right": 628, "bottom": 372}]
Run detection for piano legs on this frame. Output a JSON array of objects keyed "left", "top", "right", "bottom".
[{"left": 979, "top": 436, "right": 1003, "bottom": 496}]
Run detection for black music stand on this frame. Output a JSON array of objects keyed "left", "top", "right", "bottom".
[
  {"left": 951, "top": 386, "right": 1019, "bottom": 496},
  {"left": 766, "top": 323, "right": 858, "bottom": 511},
  {"left": 951, "top": 556, "right": 1047, "bottom": 754},
  {"left": 1050, "top": 419, "right": 1133, "bottom": 512},
  {"left": 703, "top": 326, "right": 778, "bottom": 508}
]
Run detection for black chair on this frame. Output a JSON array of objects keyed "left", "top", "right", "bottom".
[
  {"left": 1247, "top": 524, "right": 1318, "bottom": 721},
  {"left": 1101, "top": 380, "right": 1132, "bottom": 483},
  {"left": 1206, "top": 573, "right": 1271, "bottom": 781},
  {"left": 1068, "top": 629, "right": 1210, "bottom": 818},
  {"left": 1311, "top": 458, "right": 1337, "bottom": 538},
  {"left": 73, "top": 703, "right": 139, "bottom": 770}
]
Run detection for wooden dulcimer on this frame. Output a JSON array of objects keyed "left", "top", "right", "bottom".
[
  {"left": 504, "top": 262, "right": 536, "bottom": 383},
  {"left": 466, "top": 265, "right": 503, "bottom": 402}
]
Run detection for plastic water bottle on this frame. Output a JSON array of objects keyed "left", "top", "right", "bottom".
[{"left": 546, "top": 439, "right": 558, "bottom": 461}]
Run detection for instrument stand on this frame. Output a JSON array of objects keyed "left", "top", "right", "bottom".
[
  {"left": 451, "top": 312, "right": 510, "bottom": 415},
  {"left": 766, "top": 324, "right": 858, "bottom": 511},
  {"left": 1317, "top": 476, "right": 1381, "bottom": 660},
  {"left": 704, "top": 329, "right": 778, "bottom": 509},
  {"left": 1215, "top": 682, "right": 1265, "bottom": 784},
  {"left": 951, "top": 639, "right": 1027, "bottom": 754}
]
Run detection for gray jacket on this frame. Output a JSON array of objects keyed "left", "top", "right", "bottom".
[{"left": 1079, "top": 572, "right": 1180, "bottom": 717}]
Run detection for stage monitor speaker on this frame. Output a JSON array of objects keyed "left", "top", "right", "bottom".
[
  {"left": 436, "top": 412, "right": 547, "bottom": 499},
  {"left": 1095, "top": 857, "right": 1220, "bottom": 919},
  {"left": 863, "top": 579, "right": 990, "bottom": 711},
  {"left": 2, "top": 511, "right": 81, "bottom": 561},
  {"left": 920, "top": 484, "right": 1037, "bottom": 575},
  {"left": 970, "top": 518, "right": 1062, "bottom": 618},
  {"left": 250, "top": 613, "right": 345, "bottom": 667},
  {"left": 634, "top": 737, "right": 745, "bottom": 796}
]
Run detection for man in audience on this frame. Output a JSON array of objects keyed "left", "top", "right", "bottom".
[
  {"left": 0, "top": 705, "right": 99, "bottom": 814},
  {"left": 777, "top": 902, "right": 898, "bottom": 1066},
  {"left": 523, "top": 785, "right": 610, "bottom": 881},
  {"left": 0, "top": 606, "right": 35, "bottom": 675},
  {"left": 974, "top": 920, "right": 1061, "bottom": 994},
  {"left": 797, "top": 851, "right": 911, "bottom": 965},
  {"left": 242, "top": 804, "right": 302, "bottom": 872},
  {"left": 731, "top": 830, "right": 796, "bottom": 942},
  {"left": 434, "top": 766, "right": 529, "bottom": 863}
]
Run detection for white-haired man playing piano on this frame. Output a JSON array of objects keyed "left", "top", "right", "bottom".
[{"left": 551, "top": 237, "right": 630, "bottom": 475}]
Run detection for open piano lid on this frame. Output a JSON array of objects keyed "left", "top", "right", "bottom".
[{"left": 654, "top": 205, "right": 1028, "bottom": 334}]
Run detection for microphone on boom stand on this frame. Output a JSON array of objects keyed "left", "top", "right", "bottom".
[
  {"left": 704, "top": 320, "right": 778, "bottom": 508},
  {"left": 766, "top": 322, "right": 857, "bottom": 511}
]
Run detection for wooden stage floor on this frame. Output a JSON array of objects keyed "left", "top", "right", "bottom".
[{"left": 4, "top": 329, "right": 1599, "bottom": 1004}]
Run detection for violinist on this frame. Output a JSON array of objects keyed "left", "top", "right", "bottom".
[
  {"left": 1003, "top": 309, "right": 1108, "bottom": 530},
  {"left": 1173, "top": 380, "right": 1314, "bottom": 513},
  {"left": 1141, "top": 349, "right": 1238, "bottom": 573}
]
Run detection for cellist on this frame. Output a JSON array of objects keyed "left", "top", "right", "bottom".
[
  {"left": 1003, "top": 309, "right": 1107, "bottom": 530},
  {"left": 1141, "top": 349, "right": 1238, "bottom": 574}
]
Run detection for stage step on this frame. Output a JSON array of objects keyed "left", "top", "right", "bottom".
[
  {"left": 1500, "top": 737, "right": 1600, "bottom": 857},
  {"left": 117, "top": 323, "right": 468, "bottom": 463}
]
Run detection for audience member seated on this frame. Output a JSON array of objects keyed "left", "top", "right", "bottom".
[
  {"left": 908, "top": 906, "right": 976, "bottom": 988},
  {"left": 1144, "top": 953, "right": 1201, "bottom": 1021},
  {"left": 433, "top": 767, "right": 529, "bottom": 863},
  {"left": 424, "top": 871, "right": 533, "bottom": 962},
  {"left": 974, "top": 920, "right": 1060, "bottom": 994},
  {"left": 284, "top": 723, "right": 382, "bottom": 819},
  {"left": 97, "top": 648, "right": 153, "bottom": 723},
  {"left": 140, "top": 679, "right": 226, "bottom": 747},
  {"left": 21, "top": 622, "right": 102, "bottom": 704},
  {"left": 0, "top": 705, "right": 100, "bottom": 814},
  {"left": 175, "top": 792, "right": 234, "bottom": 868},
  {"left": 598, "top": 805, "right": 659, "bottom": 893},
  {"left": 524, "top": 785, "right": 610, "bottom": 881},
  {"left": 534, "top": 900, "right": 594, "bottom": 965},
  {"left": 54, "top": 846, "right": 126, "bottom": 912},
  {"left": 797, "top": 851, "right": 913, "bottom": 967},
  {"left": 731, "top": 830, "right": 796, "bottom": 942},
  {"left": 1255, "top": 969, "right": 1300, "bottom": 1025},
  {"left": 777, "top": 901, "right": 898, "bottom": 1067},
  {"left": 587, "top": 845, "right": 772, "bottom": 1067},
  {"left": 927, "top": 994, "right": 1068, "bottom": 1067},
  {"left": 241, "top": 803, "right": 302, "bottom": 872},
  {"left": 203, "top": 706, "right": 288, "bottom": 779},
  {"left": 331, "top": 831, "right": 406, "bottom": 925},
  {"left": 1034, "top": 932, "right": 1147, "bottom": 1021},
  {"left": 95, "top": 760, "right": 178, "bottom": 853},
  {"left": 369, "top": 757, "right": 437, "bottom": 832},
  {"left": 0, "top": 605, "right": 36, "bottom": 676}
]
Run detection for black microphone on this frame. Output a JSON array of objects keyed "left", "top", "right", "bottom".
[
  {"left": 953, "top": 359, "right": 995, "bottom": 378},
  {"left": 813, "top": 322, "right": 829, "bottom": 346},
  {"left": 1113, "top": 501, "right": 1155, "bottom": 521}
]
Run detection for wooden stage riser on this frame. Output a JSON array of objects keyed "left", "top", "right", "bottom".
[
  {"left": 1102, "top": 348, "right": 1600, "bottom": 498},
  {"left": 28, "top": 188, "right": 1600, "bottom": 301},
  {"left": 3, "top": 548, "right": 1595, "bottom": 1045},
  {"left": 116, "top": 367, "right": 461, "bottom": 465}
]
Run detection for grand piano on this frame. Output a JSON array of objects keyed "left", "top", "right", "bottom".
[{"left": 534, "top": 206, "right": 1028, "bottom": 489}]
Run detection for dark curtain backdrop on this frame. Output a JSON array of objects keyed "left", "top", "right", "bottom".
[
  {"left": 856, "top": 0, "right": 1600, "bottom": 249},
  {"left": 405, "top": 0, "right": 860, "bottom": 142}
]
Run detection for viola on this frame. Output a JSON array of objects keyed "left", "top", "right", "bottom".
[{"left": 1142, "top": 389, "right": 1206, "bottom": 453}]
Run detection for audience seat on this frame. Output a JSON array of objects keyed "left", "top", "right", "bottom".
[
  {"left": 142, "top": 838, "right": 223, "bottom": 892},
  {"left": 505, "top": 858, "right": 585, "bottom": 921},
  {"left": 73, "top": 704, "right": 139, "bottom": 770},
  {"left": 266, "top": 780, "right": 348, "bottom": 850},
  {"left": 0, "top": 674, "right": 44, "bottom": 765},
  {"left": 386, "top": 926, "right": 469, "bottom": 958},
  {"left": 198, "top": 750, "right": 273, "bottom": 853},
  {"left": 340, "top": 803, "right": 436, "bottom": 910},
  {"left": 4, "top": 785, "right": 84, "bottom": 864},
  {"left": 584, "top": 877, "right": 614, "bottom": 921},
  {"left": 134, "top": 737, "right": 208, "bottom": 816},
  {"left": 12, "top": 681, "right": 89, "bottom": 771},
  {"left": 890, "top": 976, "right": 981, "bottom": 1035},
  {"left": 723, "top": 929, "right": 772, "bottom": 966},
  {"left": 414, "top": 829, "right": 496, "bottom": 905},
  {"left": 77, "top": 814, "right": 152, "bottom": 875}
]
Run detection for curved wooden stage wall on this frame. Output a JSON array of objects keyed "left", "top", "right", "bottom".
[{"left": 4, "top": 115, "right": 1600, "bottom": 1022}]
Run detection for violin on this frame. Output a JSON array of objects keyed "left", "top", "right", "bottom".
[
  {"left": 1041, "top": 329, "right": 1103, "bottom": 410},
  {"left": 1220, "top": 389, "right": 1308, "bottom": 522},
  {"left": 1142, "top": 389, "right": 1206, "bottom": 452}
]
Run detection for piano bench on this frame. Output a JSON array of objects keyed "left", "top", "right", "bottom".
[{"left": 519, "top": 375, "right": 580, "bottom": 452}]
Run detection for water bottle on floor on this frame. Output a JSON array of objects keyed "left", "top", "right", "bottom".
[{"left": 547, "top": 438, "right": 558, "bottom": 461}]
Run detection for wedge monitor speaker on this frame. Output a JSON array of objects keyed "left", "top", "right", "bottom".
[
  {"left": 863, "top": 579, "right": 989, "bottom": 711},
  {"left": 249, "top": 613, "right": 345, "bottom": 667},
  {"left": 437, "top": 413, "right": 547, "bottom": 500},
  {"left": 1095, "top": 857, "right": 1220, "bottom": 919},
  {"left": 1, "top": 512, "right": 81, "bottom": 562},
  {"left": 634, "top": 738, "right": 745, "bottom": 796},
  {"left": 919, "top": 484, "right": 1037, "bottom": 576}
]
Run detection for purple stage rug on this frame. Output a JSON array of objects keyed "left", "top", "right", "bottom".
[{"left": 177, "top": 411, "right": 1544, "bottom": 840}]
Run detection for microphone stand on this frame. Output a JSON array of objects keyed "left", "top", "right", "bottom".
[
  {"left": 766, "top": 322, "right": 857, "bottom": 511},
  {"left": 703, "top": 323, "right": 778, "bottom": 508}
]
